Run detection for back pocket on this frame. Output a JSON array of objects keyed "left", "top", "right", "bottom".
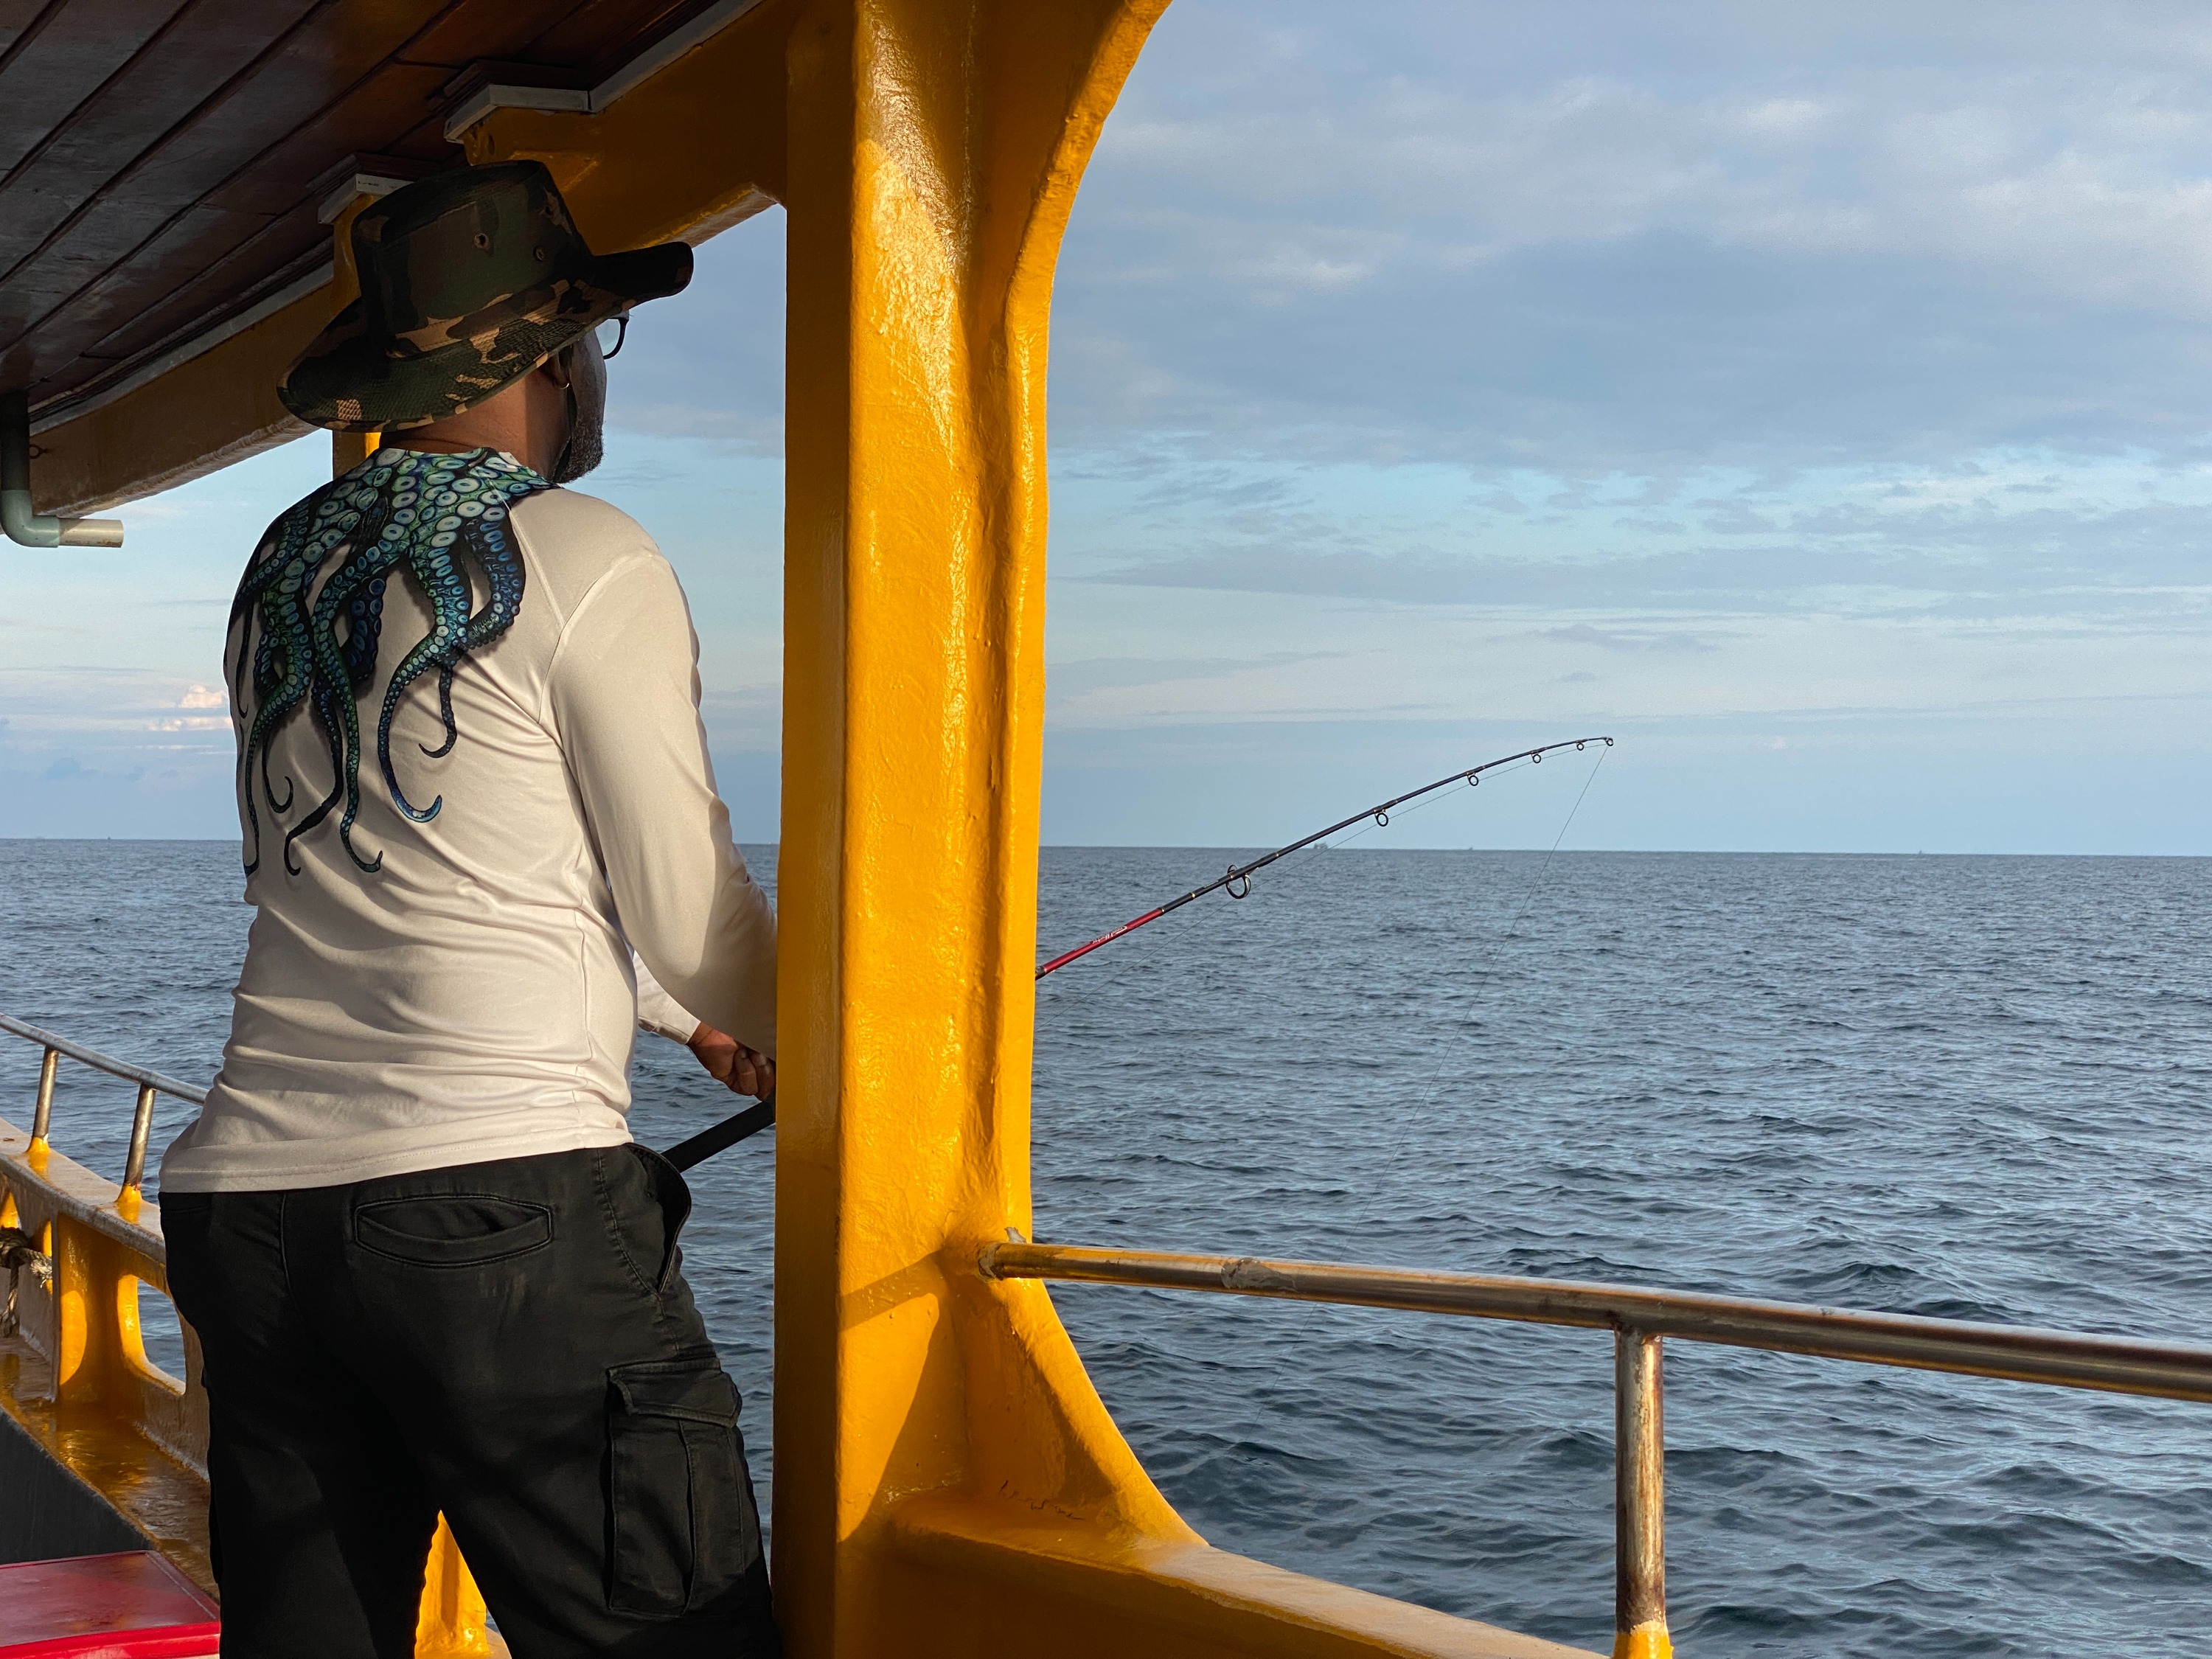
[
  {"left": 606, "top": 1357, "right": 760, "bottom": 1615},
  {"left": 354, "top": 1195, "right": 553, "bottom": 1267}
]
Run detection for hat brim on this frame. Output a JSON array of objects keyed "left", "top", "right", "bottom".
[{"left": 279, "top": 241, "right": 692, "bottom": 433}]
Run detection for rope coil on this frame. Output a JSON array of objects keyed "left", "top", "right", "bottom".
[{"left": 0, "top": 1225, "right": 53, "bottom": 1339}]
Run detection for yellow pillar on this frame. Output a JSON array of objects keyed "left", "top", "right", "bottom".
[
  {"left": 774, "top": 3, "right": 1179, "bottom": 1655},
  {"left": 413, "top": 1517, "right": 498, "bottom": 1659},
  {"left": 333, "top": 429, "right": 380, "bottom": 476}
]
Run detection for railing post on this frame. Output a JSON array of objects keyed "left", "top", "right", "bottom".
[
  {"left": 1615, "top": 1325, "right": 1671, "bottom": 1659},
  {"left": 31, "top": 1046, "right": 58, "bottom": 1149},
  {"left": 121, "top": 1083, "right": 156, "bottom": 1203}
]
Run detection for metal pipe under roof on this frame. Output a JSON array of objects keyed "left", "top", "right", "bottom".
[{"left": 0, "top": 393, "right": 122, "bottom": 548}]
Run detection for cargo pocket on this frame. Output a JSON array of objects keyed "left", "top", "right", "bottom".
[{"left": 607, "top": 1356, "right": 760, "bottom": 1616}]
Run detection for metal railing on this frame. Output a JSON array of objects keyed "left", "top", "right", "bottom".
[
  {"left": 15, "top": 1006, "right": 2203, "bottom": 1655},
  {"left": 0, "top": 1014, "right": 206, "bottom": 1201},
  {"left": 0, "top": 1014, "right": 210, "bottom": 1492},
  {"left": 0, "top": 1015, "right": 503, "bottom": 1649},
  {"left": 981, "top": 1238, "right": 2212, "bottom": 1659}
]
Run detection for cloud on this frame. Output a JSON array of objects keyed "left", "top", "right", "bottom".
[
  {"left": 1054, "top": 435, "right": 2212, "bottom": 627},
  {"left": 1080, "top": 531, "right": 2212, "bottom": 620},
  {"left": 1534, "top": 624, "right": 1717, "bottom": 654},
  {"left": 606, "top": 221, "right": 784, "bottom": 454},
  {"left": 1048, "top": 653, "right": 1343, "bottom": 700},
  {"left": 611, "top": 403, "right": 782, "bottom": 456},
  {"left": 1046, "top": 1, "right": 2212, "bottom": 478},
  {"left": 0, "top": 669, "right": 247, "bottom": 752},
  {"left": 23, "top": 0, "right": 2212, "bottom": 856}
]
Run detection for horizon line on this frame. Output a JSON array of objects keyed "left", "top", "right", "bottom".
[{"left": 0, "top": 836, "right": 2205, "bottom": 860}]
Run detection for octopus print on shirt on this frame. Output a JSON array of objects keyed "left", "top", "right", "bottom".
[{"left": 227, "top": 446, "right": 552, "bottom": 874}]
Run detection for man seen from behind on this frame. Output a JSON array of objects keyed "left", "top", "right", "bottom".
[{"left": 159, "top": 162, "right": 780, "bottom": 1659}]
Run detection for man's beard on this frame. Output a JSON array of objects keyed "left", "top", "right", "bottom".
[{"left": 552, "top": 391, "right": 605, "bottom": 482}]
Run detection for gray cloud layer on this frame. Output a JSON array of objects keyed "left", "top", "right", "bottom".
[
  {"left": 1046, "top": 1, "right": 2212, "bottom": 475},
  {"left": 611, "top": 3, "right": 2212, "bottom": 616},
  {"left": 594, "top": 0, "right": 2212, "bottom": 692}
]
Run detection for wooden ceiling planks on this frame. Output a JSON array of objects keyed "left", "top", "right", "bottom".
[
  {"left": 528, "top": 0, "right": 705, "bottom": 77},
  {"left": 397, "top": 0, "right": 696, "bottom": 84},
  {"left": 0, "top": 0, "right": 726, "bottom": 422},
  {"left": 0, "top": 0, "right": 190, "bottom": 178},
  {"left": 0, "top": 0, "right": 57, "bottom": 57},
  {"left": 7, "top": 1, "right": 462, "bottom": 392},
  {"left": 0, "top": 0, "right": 328, "bottom": 382}
]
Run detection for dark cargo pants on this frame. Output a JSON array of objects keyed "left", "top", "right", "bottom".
[{"left": 161, "top": 1144, "right": 776, "bottom": 1659}]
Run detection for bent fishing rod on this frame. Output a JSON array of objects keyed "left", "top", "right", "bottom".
[
  {"left": 1034, "top": 735, "right": 1615, "bottom": 978},
  {"left": 665, "top": 1093, "right": 775, "bottom": 1172},
  {"left": 664, "top": 734, "right": 1613, "bottom": 1166}
]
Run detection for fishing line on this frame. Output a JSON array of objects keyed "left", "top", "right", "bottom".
[
  {"left": 1406, "top": 740, "right": 1610, "bottom": 1116},
  {"left": 1496, "top": 742, "right": 1608, "bottom": 944}
]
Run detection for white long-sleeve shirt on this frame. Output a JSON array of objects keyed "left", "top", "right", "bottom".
[
  {"left": 161, "top": 460, "right": 773, "bottom": 1192},
  {"left": 634, "top": 953, "right": 703, "bottom": 1044}
]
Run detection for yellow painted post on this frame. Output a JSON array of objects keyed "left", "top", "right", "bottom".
[
  {"left": 774, "top": 3, "right": 1180, "bottom": 1654},
  {"left": 52, "top": 1216, "right": 91, "bottom": 1394},
  {"left": 334, "top": 430, "right": 380, "bottom": 475},
  {"left": 413, "top": 1516, "right": 500, "bottom": 1658}
]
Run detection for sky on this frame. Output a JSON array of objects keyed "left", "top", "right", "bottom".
[{"left": 10, "top": 0, "right": 2212, "bottom": 852}]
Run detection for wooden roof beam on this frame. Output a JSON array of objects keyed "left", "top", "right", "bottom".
[{"left": 25, "top": 0, "right": 796, "bottom": 521}]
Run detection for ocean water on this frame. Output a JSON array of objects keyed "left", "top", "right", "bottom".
[{"left": 5, "top": 838, "right": 2211, "bottom": 1655}]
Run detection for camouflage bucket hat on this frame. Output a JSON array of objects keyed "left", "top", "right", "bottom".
[{"left": 280, "top": 161, "right": 692, "bottom": 433}]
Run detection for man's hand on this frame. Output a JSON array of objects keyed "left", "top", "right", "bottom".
[{"left": 686, "top": 1023, "right": 775, "bottom": 1099}]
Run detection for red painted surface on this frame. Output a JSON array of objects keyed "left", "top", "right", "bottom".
[{"left": 0, "top": 1552, "right": 218, "bottom": 1659}]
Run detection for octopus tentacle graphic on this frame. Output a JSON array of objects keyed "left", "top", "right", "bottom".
[
  {"left": 230, "top": 487, "right": 364, "bottom": 869},
  {"left": 227, "top": 448, "right": 549, "bottom": 874},
  {"left": 285, "top": 490, "right": 425, "bottom": 872},
  {"left": 379, "top": 485, "right": 527, "bottom": 821}
]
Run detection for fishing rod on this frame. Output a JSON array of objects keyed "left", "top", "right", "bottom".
[
  {"left": 664, "top": 734, "right": 1614, "bottom": 1164},
  {"left": 1035, "top": 736, "right": 1614, "bottom": 978},
  {"left": 664, "top": 1094, "right": 774, "bottom": 1172}
]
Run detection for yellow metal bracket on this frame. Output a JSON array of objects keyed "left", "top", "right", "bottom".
[
  {"left": 0, "top": 1115, "right": 210, "bottom": 1588},
  {"left": 1, "top": 1112, "right": 503, "bottom": 1656}
]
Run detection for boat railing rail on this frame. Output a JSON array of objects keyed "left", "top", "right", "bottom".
[
  {"left": 0, "top": 1014, "right": 499, "bottom": 1653},
  {"left": 13, "top": 1010, "right": 2202, "bottom": 1658},
  {"left": 981, "top": 1237, "right": 2212, "bottom": 1659},
  {"left": 0, "top": 1013, "right": 209, "bottom": 1492},
  {"left": 0, "top": 1013, "right": 209, "bottom": 1199}
]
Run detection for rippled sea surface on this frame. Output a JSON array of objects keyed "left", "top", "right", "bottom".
[{"left": 7, "top": 840, "right": 2212, "bottom": 1655}]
